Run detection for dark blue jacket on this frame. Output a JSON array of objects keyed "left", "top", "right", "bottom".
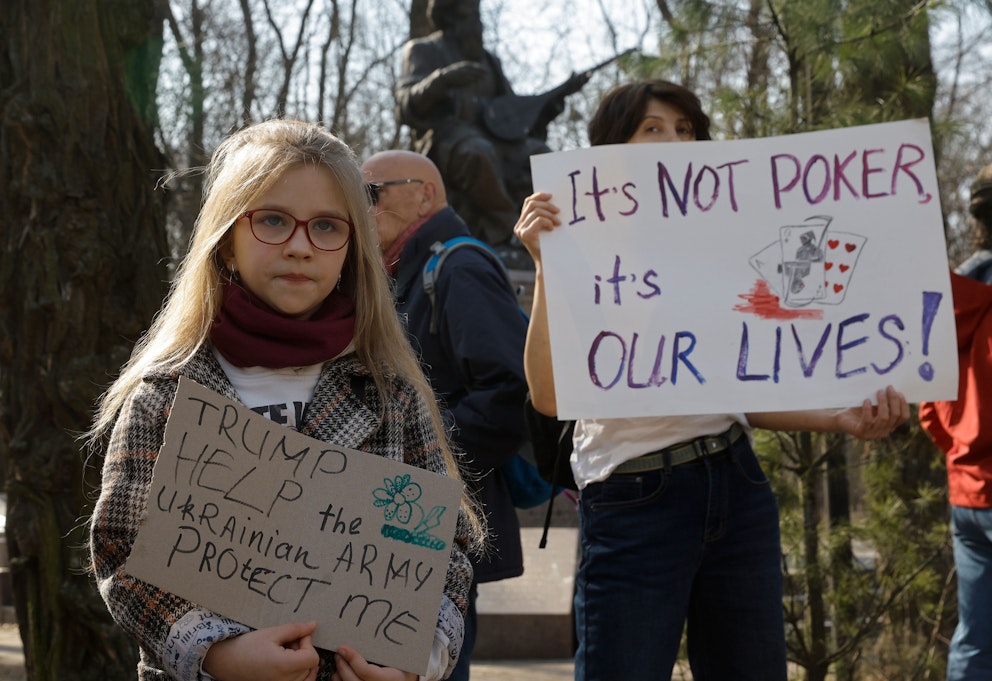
[{"left": 393, "top": 207, "right": 528, "bottom": 583}]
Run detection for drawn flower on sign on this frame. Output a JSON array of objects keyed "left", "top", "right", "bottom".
[{"left": 372, "top": 474, "right": 423, "bottom": 524}]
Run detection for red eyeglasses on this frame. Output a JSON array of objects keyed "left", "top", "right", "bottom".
[{"left": 239, "top": 209, "right": 353, "bottom": 252}]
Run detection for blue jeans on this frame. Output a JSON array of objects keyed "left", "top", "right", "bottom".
[
  {"left": 449, "top": 582, "right": 478, "bottom": 681},
  {"left": 948, "top": 505, "right": 992, "bottom": 680},
  {"left": 574, "top": 437, "right": 787, "bottom": 681}
]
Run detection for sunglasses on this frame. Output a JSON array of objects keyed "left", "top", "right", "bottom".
[{"left": 365, "top": 178, "right": 424, "bottom": 205}]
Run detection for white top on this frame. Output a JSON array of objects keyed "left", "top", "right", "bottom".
[
  {"left": 572, "top": 413, "right": 751, "bottom": 489},
  {"left": 214, "top": 350, "right": 323, "bottom": 430}
]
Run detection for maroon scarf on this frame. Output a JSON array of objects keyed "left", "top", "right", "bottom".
[
  {"left": 210, "top": 281, "right": 356, "bottom": 368},
  {"left": 382, "top": 216, "right": 429, "bottom": 276}
]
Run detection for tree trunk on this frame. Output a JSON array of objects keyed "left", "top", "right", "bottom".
[
  {"left": 741, "top": 0, "right": 773, "bottom": 139},
  {"left": 0, "top": 1, "right": 169, "bottom": 679},
  {"left": 825, "top": 434, "right": 855, "bottom": 680},
  {"left": 799, "top": 432, "right": 830, "bottom": 681}
]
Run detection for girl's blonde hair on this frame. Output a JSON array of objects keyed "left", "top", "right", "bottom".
[{"left": 88, "top": 119, "right": 481, "bottom": 540}]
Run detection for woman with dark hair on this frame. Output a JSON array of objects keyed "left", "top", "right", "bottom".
[
  {"left": 587, "top": 79, "right": 713, "bottom": 145},
  {"left": 514, "top": 79, "right": 908, "bottom": 681}
]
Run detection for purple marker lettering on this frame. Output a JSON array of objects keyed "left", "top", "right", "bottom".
[
  {"left": 803, "top": 155, "right": 831, "bottom": 204},
  {"left": 657, "top": 161, "right": 692, "bottom": 217},
  {"left": 836, "top": 313, "right": 870, "bottom": 378},
  {"left": 567, "top": 170, "right": 586, "bottom": 225},
  {"left": 605, "top": 255, "right": 627, "bottom": 305},
  {"left": 793, "top": 323, "right": 832, "bottom": 378},
  {"left": 587, "top": 166, "right": 610, "bottom": 221},
  {"left": 833, "top": 151, "right": 859, "bottom": 200},
  {"left": 637, "top": 270, "right": 662, "bottom": 299},
  {"left": 736, "top": 322, "right": 768, "bottom": 382},
  {"left": 917, "top": 291, "right": 942, "bottom": 380},
  {"left": 873, "top": 314, "right": 905, "bottom": 375},
  {"left": 671, "top": 331, "right": 704, "bottom": 385},
  {"left": 626, "top": 333, "right": 668, "bottom": 389},
  {"left": 588, "top": 331, "right": 625, "bottom": 390},
  {"left": 619, "top": 182, "right": 639, "bottom": 216},
  {"left": 861, "top": 149, "right": 889, "bottom": 199},
  {"left": 693, "top": 165, "right": 720, "bottom": 211},
  {"left": 771, "top": 154, "right": 801, "bottom": 209},
  {"left": 717, "top": 160, "right": 748, "bottom": 211},
  {"left": 891, "top": 144, "right": 930, "bottom": 203}
]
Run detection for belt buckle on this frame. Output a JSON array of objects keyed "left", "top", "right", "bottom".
[
  {"left": 697, "top": 433, "right": 726, "bottom": 459},
  {"left": 711, "top": 435, "right": 726, "bottom": 454},
  {"left": 691, "top": 437, "right": 708, "bottom": 461}
]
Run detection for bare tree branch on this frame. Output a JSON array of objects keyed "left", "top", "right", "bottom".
[{"left": 238, "top": 0, "right": 257, "bottom": 127}]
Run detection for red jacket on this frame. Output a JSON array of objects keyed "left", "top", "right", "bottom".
[{"left": 920, "top": 272, "right": 992, "bottom": 507}]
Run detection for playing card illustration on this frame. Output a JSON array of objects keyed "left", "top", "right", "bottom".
[
  {"left": 820, "top": 232, "right": 867, "bottom": 305},
  {"left": 746, "top": 215, "right": 866, "bottom": 309},
  {"left": 779, "top": 219, "right": 829, "bottom": 306},
  {"left": 748, "top": 241, "right": 784, "bottom": 298}
]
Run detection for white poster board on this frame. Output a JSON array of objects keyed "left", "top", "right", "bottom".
[
  {"left": 125, "top": 377, "right": 462, "bottom": 675},
  {"left": 531, "top": 119, "right": 956, "bottom": 419}
]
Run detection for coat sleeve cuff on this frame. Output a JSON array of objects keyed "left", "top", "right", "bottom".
[
  {"left": 163, "top": 608, "right": 252, "bottom": 680},
  {"left": 420, "top": 595, "right": 464, "bottom": 680}
]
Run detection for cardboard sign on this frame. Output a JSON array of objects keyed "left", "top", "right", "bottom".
[
  {"left": 125, "top": 377, "right": 463, "bottom": 675},
  {"left": 531, "top": 118, "right": 957, "bottom": 419}
]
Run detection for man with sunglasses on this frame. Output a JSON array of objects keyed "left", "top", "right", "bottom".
[{"left": 363, "top": 149, "right": 529, "bottom": 681}]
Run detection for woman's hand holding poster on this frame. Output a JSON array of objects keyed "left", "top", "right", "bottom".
[{"left": 531, "top": 119, "right": 956, "bottom": 419}]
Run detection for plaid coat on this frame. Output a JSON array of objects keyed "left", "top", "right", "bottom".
[{"left": 89, "top": 345, "right": 473, "bottom": 680}]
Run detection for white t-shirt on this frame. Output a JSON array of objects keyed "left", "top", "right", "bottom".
[
  {"left": 571, "top": 413, "right": 751, "bottom": 489},
  {"left": 214, "top": 350, "right": 323, "bottom": 430}
]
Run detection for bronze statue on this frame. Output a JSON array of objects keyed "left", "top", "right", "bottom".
[{"left": 396, "top": 0, "right": 594, "bottom": 250}]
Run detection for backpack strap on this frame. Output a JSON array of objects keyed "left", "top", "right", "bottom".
[
  {"left": 422, "top": 236, "right": 516, "bottom": 334},
  {"left": 956, "top": 249, "right": 992, "bottom": 285}
]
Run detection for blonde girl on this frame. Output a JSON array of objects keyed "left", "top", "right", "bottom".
[{"left": 88, "top": 119, "right": 480, "bottom": 681}]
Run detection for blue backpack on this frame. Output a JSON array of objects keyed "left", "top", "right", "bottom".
[
  {"left": 422, "top": 236, "right": 527, "bottom": 332},
  {"left": 421, "top": 236, "right": 559, "bottom": 511}
]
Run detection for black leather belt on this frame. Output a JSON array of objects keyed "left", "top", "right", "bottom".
[{"left": 613, "top": 422, "right": 746, "bottom": 474}]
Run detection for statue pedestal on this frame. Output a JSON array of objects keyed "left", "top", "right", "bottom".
[{"left": 475, "top": 527, "right": 578, "bottom": 659}]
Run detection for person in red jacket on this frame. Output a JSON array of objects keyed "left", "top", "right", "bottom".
[{"left": 920, "top": 163, "right": 992, "bottom": 680}]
